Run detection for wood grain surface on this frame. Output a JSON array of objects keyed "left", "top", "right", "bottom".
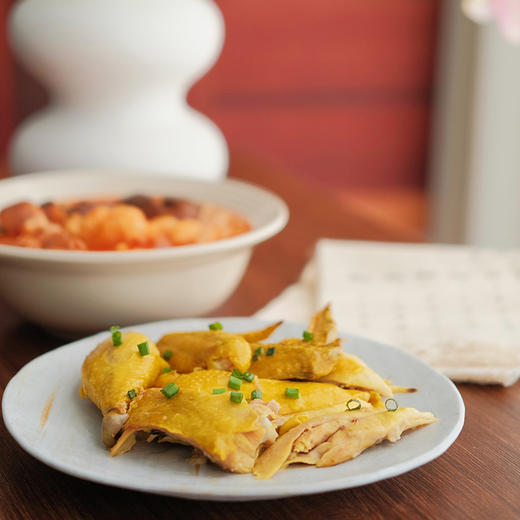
[{"left": 0, "top": 157, "right": 519, "bottom": 520}]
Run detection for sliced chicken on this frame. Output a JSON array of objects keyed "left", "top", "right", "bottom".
[
  {"left": 318, "top": 353, "right": 393, "bottom": 396},
  {"left": 157, "top": 330, "right": 251, "bottom": 373},
  {"left": 307, "top": 304, "right": 338, "bottom": 344},
  {"left": 110, "top": 388, "right": 279, "bottom": 473},
  {"left": 154, "top": 369, "right": 373, "bottom": 417},
  {"left": 306, "top": 305, "right": 393, "bottom": 396},
  {"left": 254, "top": 407, "right": 437, "bottom": 479},
  {"left": 250, "top": 340, "right": 342, "bottom": 379},
  {"left": 238, "top": 321, "right": 283, "bottom": 343},
  {"left": 249, "top": 340, "right": 392, "bottom": 396},
  {"left": 80, "top": 331, "right": 167, "bottom": 447}
]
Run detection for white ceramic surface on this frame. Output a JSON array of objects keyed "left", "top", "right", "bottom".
[
  {"left": 8, "top": 0, "right": 228, "bottom": 179},
  {"left": 2, "top": 319, "right": 465, "bottom": 501},
  {"left": 0, "top": 172, "right": 288, "bottom": 333}
]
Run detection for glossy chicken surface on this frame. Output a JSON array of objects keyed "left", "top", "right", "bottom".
[
  {"left": 81, "top": 305, "right": 437, "bottom": 479},
  {"left": 250, "top": 340, "right": 342, "bottom": 379},
  {"left": 318, "top": 354, "right": 393, "bottom": 396},
  {"left": 80, "top": 332, "right": 166, "bottom": 447},
  {"left": 110, "top": 388, "right": 278, "bottom": 473},
  {"left": 254, "top": 407, "right": 437, "bottom": 479},
  {"left": 157, "top": 331, "right": 251, "bottom": 372},
  {"left": 155, "top": 369, "right": 373, "bottom": 417},
  {"left": 238, "top": 321, "right": 283, "bottom": 343},
  {"left": 250, "top": 307, "right": 393, "bottom": 395},
  {"left": 307, "top": 304, "right": 338, "bottom": 344},
  {"left": 249, "top": 341, "right": 392, "bottom": 396}
]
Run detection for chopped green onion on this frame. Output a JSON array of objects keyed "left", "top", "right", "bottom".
[
  {"left": 251, "top": 389, "right": 263, "bottom": 400},
  {"left": 209, "top": 321, "right": 223, "bottom": 331},
  {"left": 163, "top": 350, "right": 173, "bottom": 361},
  {"left": 253, "top": 347, "right": 263, "bottom": 356},
  {"left": 112, "top": 330, "right": 122, "bottom": 347},
  {"left": 137, "top": 341, "right": 150, "bottom": 356},
  {"left": 0, "top": 225, "right": 5, "bottom": 233},
  {"left": 212, "top": 388, "right": 226, "bottom": 394},
  {"left": 242, "top": 371, "right": 255, "bottom": 383},
  {"left": 110, "top": 325, "right": 120, "bottom": 334},
  {"left": 252, "top": 354, "right": 259, "bottom": 362},
  {"left": 346, "top": 399, "right": 362, "bottom": 411},
  {"left": 303, "top": 330, "right": 314, "bottom": 342},
  {"left": 161, "top": 382, "right": 179, "bottom": 399},
  {"left": 285, "top": 388, "right": 299, "bottom": 399},
  {"left": 385, "top": 398, "right": 399, "bottom": 412},
  {"left": 162, "top": 367, "right": 172, "bottom": 374},
  {"left": 230, "top": 391, "right": 243, "bottom": 403},
  {"left": 127, "top": 389, "right": 137, "bottom": 400},
  {"left": 266, "top": 347, "right": 276, "bottom": 356},
  {"left": 228, "top": 375, "right": 242, "bottom": 390},
  {"left": 232, "top": 368, "right": 243, "bottom": 379}
]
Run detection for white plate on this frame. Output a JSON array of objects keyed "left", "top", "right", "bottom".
[{"left": 2, "top": 318, "right": 465, "bottom": 501}]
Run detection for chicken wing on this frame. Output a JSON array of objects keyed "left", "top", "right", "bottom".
[
  {"left": 307, "top": 305, "right": 393, "bottom": 395},
  {"left": 307, "top": 304, "right": 337, "bottom": 344},
  {"left": 238, "top": 321, "right": 283, "bottom": 343},
  {"left": 80, "top": 331, "right": 167, "bottom": 447},
  {"left": 110, "top": 388, "right": 279, "bottom": 473},
  {"left": 157, "top": 331, "right": 251, "bottom": 372}
]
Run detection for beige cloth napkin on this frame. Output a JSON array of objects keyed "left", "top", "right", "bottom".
[{"left": 255, "top": 239, "right": 520, "bottom": 386}]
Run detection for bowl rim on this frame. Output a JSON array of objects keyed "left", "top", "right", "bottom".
[{"left": 0, "top": 170, "right": 289, "bottom": 264}]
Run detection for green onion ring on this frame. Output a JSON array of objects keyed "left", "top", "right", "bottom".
[
  {"left": 385, "top": 398, "right": 399, "bottom": 412},
  {"left": 346, "top": 399, "right": 362, "bottom": 411}
]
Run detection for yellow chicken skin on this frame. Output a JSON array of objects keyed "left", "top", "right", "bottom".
[
  {"left": 318, "top": 353, "right": 393, "bottom": 396},
  {"left": 303, "top": 305, "right": 394, "bottom": 395},
  {"left": 250, "top": 340, "right": 342, "bottom": 380},
  {"left": 80, "top": 332, "right": 167, "bottom": 447},
  {"left": 155, "top": 369, "right": 372, "bottom": 417},
  {"left": 249, "top": 340, "right": 392, "bottom": 396},
  {"left": 307, "top": 304, "right": 337, "bottom": 344},
  {"left": 238, "top": 321, "right": 283, "bottom": 343},
  {"left": 254, "top": 407, "right": 436, "bottom": 479},
  {"left": 157, "top": 331, "right": 251, "bottom": 373},
  {"left": 110, "top": 388, "right": 278, "bottom": 474}
]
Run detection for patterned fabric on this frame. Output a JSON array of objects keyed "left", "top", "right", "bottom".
[{"left": 256, "top": 239, "right": 520, "bottom": 386}]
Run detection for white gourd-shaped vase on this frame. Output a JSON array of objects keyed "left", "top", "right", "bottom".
[{"left": 8, "top": 0, "right": 228, "bottom": 180}]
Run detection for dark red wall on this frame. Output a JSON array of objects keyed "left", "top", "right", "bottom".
[{"left": 2, "top": 0, "right": 440, "bottom": 187}]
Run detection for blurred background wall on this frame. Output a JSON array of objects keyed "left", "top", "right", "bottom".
[{"left": 0, "top": 0, "right": 441, "bottom": 190}]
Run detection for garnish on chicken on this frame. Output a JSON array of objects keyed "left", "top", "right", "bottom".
[
  {"left": 154, "top": 368, "right": 374, "bottom": 417},
  {"left": 80, "top": 331, "right": 167, "bottom": 447},
  {"left": 110, "top": 388, "right": 279, "bottom": 474}
]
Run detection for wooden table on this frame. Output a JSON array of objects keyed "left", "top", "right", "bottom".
[{"left": 0, "top": 157, "right": 518, "bottom": 520}]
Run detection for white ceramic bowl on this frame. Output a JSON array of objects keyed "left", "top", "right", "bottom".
[{"left": 0, "top": 171, "right": 288, "bottom": 334}]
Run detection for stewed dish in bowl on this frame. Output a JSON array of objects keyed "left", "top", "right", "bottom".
[{"left": 0, "top": 170, "right": 288, "bottom": 334}]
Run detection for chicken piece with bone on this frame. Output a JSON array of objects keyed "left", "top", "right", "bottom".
[
  {"left": 110, "top": 388, "right": 279, "bottom": 474},
  {"left": 154, "top": 368, "right": 375, "bottom": 417},
  {"left": 80, "top": 331, "right": 168, "bottom": 447},
  {"left": 254, "top": 407, "right": 437, "bottom": 479},
  {"left": 251, "top": 305, "right": 394, "bottom": 396},
  {"left": 156, "top": 322, "right": 282, "bottom": 373}
]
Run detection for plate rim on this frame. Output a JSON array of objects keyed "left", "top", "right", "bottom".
[{"left": 2, "top": 317, "right": 465, "bottom": 501}]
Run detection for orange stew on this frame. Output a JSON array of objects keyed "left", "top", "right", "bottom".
[{"left": 0, "top": 196, "right": 251, "bottom": 251}]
